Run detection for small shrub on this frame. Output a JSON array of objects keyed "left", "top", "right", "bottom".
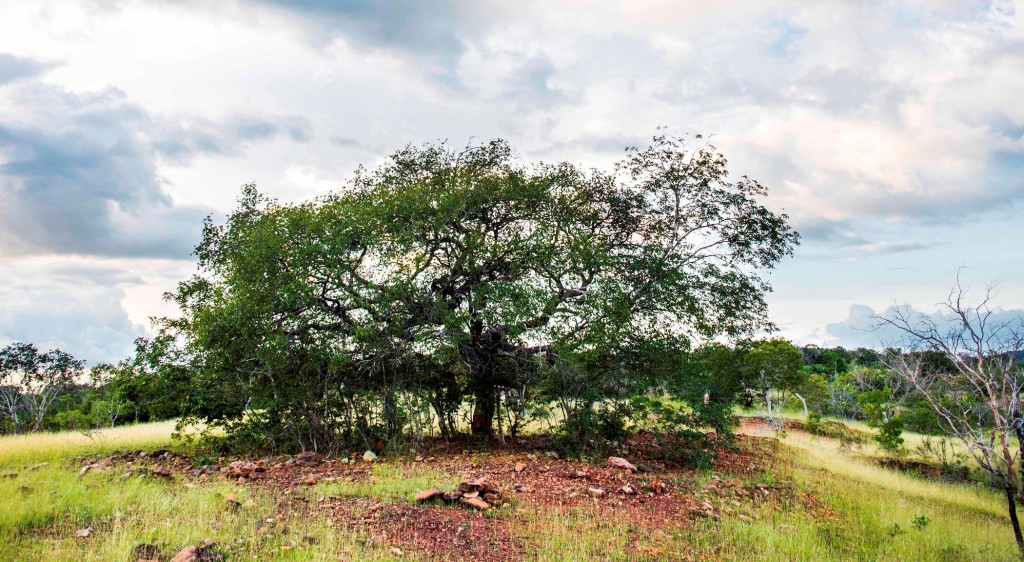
[
  {"left": 806, "top": 411, "right": 822, "bottom": 435},
  {"left": 874, "top": 417, "right": 905, "bottom": 454},
  {"left": 912, "top": 514, "right": 930, "bottom": 530}
]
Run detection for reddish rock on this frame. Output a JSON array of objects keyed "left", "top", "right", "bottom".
[
  {"left": 169, "top": 546, "right": 223, "bottom": 562},
  {"left": 295, "top": 451, "right": 322, "bottom": 467},
  {"left": 415, "top": 488, "right": 444, "bottom": 502},
  {"left": 460, "top": 496, "right": 490, "bottom": 510},
  {"left": 607, "top": 457, "right": 637, "bottom": 471}
]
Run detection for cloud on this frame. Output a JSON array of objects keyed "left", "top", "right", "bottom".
[
  {"left": 0, "top": 53, "right": 52, "bottom": 85},
  {"left": 0, "top": 259, "right": 147, "bottom": 362},
  {"left": 0, "top": 83, "right": 311, "bottom": 259},
  {"left": 824, "top": 302, "right": 1024, "bottom": 349},
  {"left": 247, "top": 0, "right": 467, "bottom": 62},
  {"left": 153, "top": 114, "right": 313, "bottom": 164}
]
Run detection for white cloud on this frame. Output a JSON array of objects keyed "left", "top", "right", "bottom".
[{"left": 0, "top": 0, "right": 1021, "bottom": 359}]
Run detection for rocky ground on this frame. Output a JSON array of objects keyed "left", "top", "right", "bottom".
[{"left": 69, "top": 429, "right": 828, "bottom": 561}]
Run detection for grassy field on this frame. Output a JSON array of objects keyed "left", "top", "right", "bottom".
[{"left": 0, "top": 419, "right": 1019, "bottom": 561}]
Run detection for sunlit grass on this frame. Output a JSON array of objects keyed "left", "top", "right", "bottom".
[
  {"left": 0, "top": 421, "right": 178, "bottom": 466},
  {"left": 3, "top": 416, "right": 1022, "bottom": 560}
]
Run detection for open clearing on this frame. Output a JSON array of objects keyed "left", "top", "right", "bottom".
[{"left": 0, "top": 419, "right": 1018, "bottom": 561}]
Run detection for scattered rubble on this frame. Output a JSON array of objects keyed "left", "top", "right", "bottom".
[{"left": 416, "top": 477, "right": 501, "bottom": 510}]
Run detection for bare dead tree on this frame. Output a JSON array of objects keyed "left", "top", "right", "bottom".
[{"left": 880, "top": 280, "right": 1024, "bottom": 555}]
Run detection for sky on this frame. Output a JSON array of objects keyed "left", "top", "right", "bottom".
[{"left": 0, "top": 0, "right": 1022, "bottom": 363}]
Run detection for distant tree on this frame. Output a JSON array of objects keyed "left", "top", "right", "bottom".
[
  {"left": 742, "top": 338, "right": 805, "bottom": 423},
  {"left": 882, "top": 282, "right": 1024, "bottom": 555},
  {"left": 0, "top": 343, "right": 34, "bottom": 433},
  {"left": 0, "top": 343, "right": 84, "bottom": 433}
]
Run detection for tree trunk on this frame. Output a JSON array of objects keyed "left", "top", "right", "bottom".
[
  {"left": 795, "top": 393, "right": 809, "bottom": 418},
  {"left": 432, "top": 398, "right": 450, "bottom": 441},
  {"left": 471, "top": 386, "right": 495, "bottom": 437},
  {"left": 1005, "top": 483, "right": 1024, "bottom": 556}
]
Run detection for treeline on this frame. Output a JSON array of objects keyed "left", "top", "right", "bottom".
[
  {"left": 0, "top": 338, "right": 187, "bottom": 435},
  {"left": 2, "top": 334, "right": 936, "bottom": 451}
]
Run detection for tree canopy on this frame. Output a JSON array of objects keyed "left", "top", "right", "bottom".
[{"left": 163, "top": 134, "right": 799, "bottom": 450}]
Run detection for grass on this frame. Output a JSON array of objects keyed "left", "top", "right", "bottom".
[{"left": 1, "top": 419, "right": 1021, "bottom": 560}]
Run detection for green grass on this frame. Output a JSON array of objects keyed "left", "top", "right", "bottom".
[{"left": 1, "top": 419, "right": 1021, "bottom": 560}]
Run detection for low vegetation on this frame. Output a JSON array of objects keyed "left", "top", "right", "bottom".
[{"left": 1, "top": 416, "right": 1019, "bottom": 561}]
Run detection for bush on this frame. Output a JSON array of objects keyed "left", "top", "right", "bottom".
[
  {"left": 806, "top": 411, "right": 822, "bottom": 435},
  {"left": 874, "top": 416, "right": 905, "bottom": 454}
]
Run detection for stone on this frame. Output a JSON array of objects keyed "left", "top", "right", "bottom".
[
  {"left": 459, "top": 496, "right": 490, "bottom": 510},
  {"left": 362, "top": 450, "right": 377, "bottom": 462},
  {"left": 75, "top": 527, "right": 91, "bottom": 538},
  {"left": 415, "top": 489, "right": 444, "bottom": 502},
  {"left": 621, "top": 483, "right": 637, "bottom": 495},
  {"left": 169, "top": 546, "right": 224, "bottom": 562},
  {"left": 28, "top": 462, "right": 49, "bottom": 471},
  {"left": 607, "top": 457, "right": 637, "bottom": 471},
  {"left": 295, "top": 451, "right": 322, "bottom": 467},
  {"left": 390, "top": 546, "right": 404, "bottom": 556},
  {"left": 647, "top": 480, "right": 667, "bottom": 494},
  {"left": 226, "top": 461, "right": 258, "bottom": 477},
  {"left": 301, "top": 475, "right": 318, "bottom": 485},
  {"left": 152, "top": 467, "right": 173, "bottom": 478},
  {"left": 587, "top": 487, "right": 606, "bottom": 498},
  {"left": 514, "top": 462, "right": 526, "bottom": 472}
]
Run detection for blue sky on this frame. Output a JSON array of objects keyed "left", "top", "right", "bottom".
[{"left": 0, "top": 0, "right": 1022, "bottom": 362}]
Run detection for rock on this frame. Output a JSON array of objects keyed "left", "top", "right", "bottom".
[
  {"left": 132, "top": 543, "right": 161, "bottom": 561},
  {"left": 462, "top": 490, "right": 479, "bottom": 499},
  {"left": 78, "top": 465, "right": 92, "bottom": 476},
  {"left": 390, "top": 546, "right": 404, "bottom": 556},
  {"left": 647, "top": 480, "right": 667, "bottom": 494},
  {"left": 415, "top": 489, "right": 444, "bottom": 502},
  {"left": 362, "top": 450, "right": 377, "bottom": 462},
  {"left": 635, "top": 462, "right": 662, "bottom": 473},
  {"left": 301, "top": 475, "right": 318, "bottom": 485},
  {"left": 414, "top": 455, "right": 424, "bottom": 462},
  {"left": 607, "top": 457, "right": 637, "bottom": 471},
  {"left": 514, "top": 462, "right": 526, "bottom": 472},
  {"left": 545, "top": 451, "right": 559, "bottom": 459},
  {"left": 226, "top": 461, "right": 258, "bottom": 477},
  {"left": 152, "top": 468, "right": 173, "bottom": 479},
  {"left": 28, "top": 462, "right": 49, "bottom": 471},
  {"left": 621, "top": 483, "right": 637, "bottom": 495},
  {"left": 587, "top": 487, "right": 606, "bottom": 498},
  {"left": 2, "top": 472, "right": 18, "bottom": 479},
  {"left": 169, "top": 546, "right": 223, "bottom": 562},
  {"left": 295, "top": 451, "right": 322, "bottom": 467},
  {"left": 75, "top": 527, "right": 91, "bottom": 538},
  {"left": 459, "top": 496, "right": 490, "bottom": 510}
]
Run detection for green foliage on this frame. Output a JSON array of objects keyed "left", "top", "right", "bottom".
[
  {"left": 806, "top": 411, "right": 822, "bottom": 435},
  {"left": 874, "top": 417, "right": 906, "bottom": 454},
  {"left": 742, "top": 338, "right": 805, "bottom": 395},
  {"left": 157, "top": 134, "right": 798, "bottom": 452}
]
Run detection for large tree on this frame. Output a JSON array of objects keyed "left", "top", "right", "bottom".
[{"left": 166, "top": 134, "right": 798, "bottom": 444}]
